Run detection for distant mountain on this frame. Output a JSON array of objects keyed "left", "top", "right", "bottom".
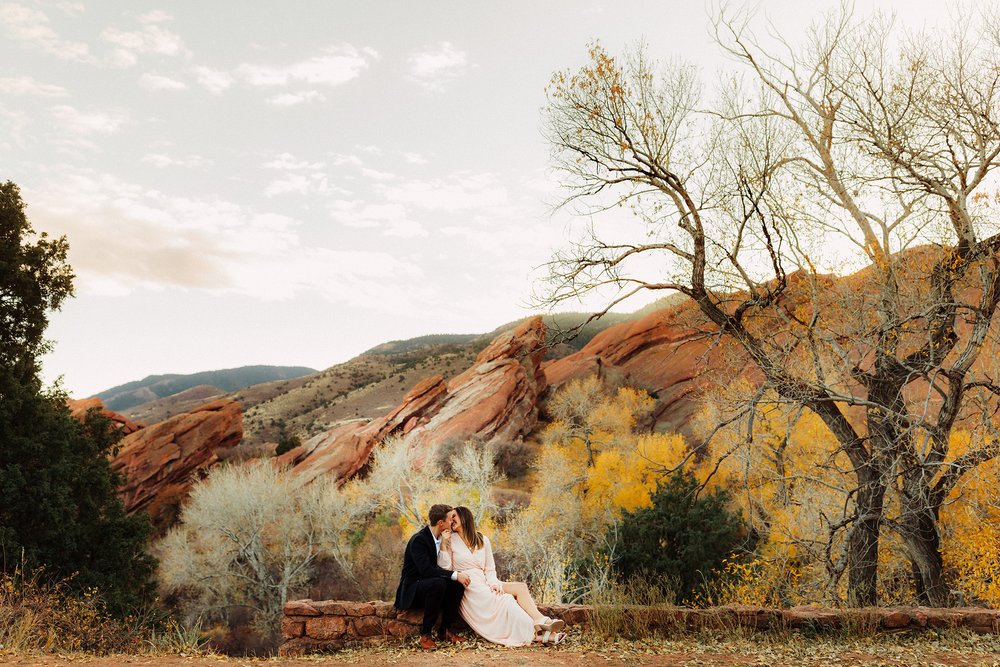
[
  {"left": 364, "top": 333, "right": 480, "bottom": 356},
  {"left": 96, "top": 365, "right": 318, "bottom": 412}
]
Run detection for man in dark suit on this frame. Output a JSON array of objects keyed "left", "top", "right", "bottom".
[{"left": 394, "top": 503, "right": 470, "bottom": 650}]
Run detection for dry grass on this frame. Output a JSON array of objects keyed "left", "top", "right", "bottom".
[
  {"left": 585, "top": 575, "right": 679, "bottom": 639},
  {"left": 3, "top": 624, "right": 1000, "bottom": 665},
  {"left": 3, "top": 565, "right": 998, "bottom": 664},
  {"left": 290, "top": 631, "right": 1000, "bottom": 666},
  {"left": 0, "top": 565, "right": 204, "bottom": 656}
]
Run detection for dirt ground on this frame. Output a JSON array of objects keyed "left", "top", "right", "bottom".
[{"left": 3, "top": 634, "right": 1000, "bottom": 667}]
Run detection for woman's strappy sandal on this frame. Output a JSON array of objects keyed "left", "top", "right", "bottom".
[
  {"left": 533, "top": 615, "right": 565, "bottom": 633},
  {"left": 537, "top": 629, "right": 567, "bottom": 645}
]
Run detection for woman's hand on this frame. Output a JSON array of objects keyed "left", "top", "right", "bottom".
[{"left": 489, "top": 582, "right": 504, "bottom": 595}]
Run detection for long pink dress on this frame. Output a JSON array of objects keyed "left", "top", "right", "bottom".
[{"left": 438, "top": 533, "right": 535, "bottom": 647}]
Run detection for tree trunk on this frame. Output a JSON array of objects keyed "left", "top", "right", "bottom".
[
  {"left": 898, "top": 471, "right": 949, "bottom": 606},
  {"left": 900, "top": 521, "right": 947, "bottom": 605},
  {"left": 846, "top": 473, "right": 884, "bottom": 606},
  {"left": 846, "top": 375, "right": 904, "bottom": 608}
]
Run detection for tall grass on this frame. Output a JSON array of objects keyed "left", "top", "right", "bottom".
[
  {"left": 584, "top": 574, "right": 677, "bottom": 639},
  {"left": 0, "top": 564, "right": 204, "bottom": 655}
]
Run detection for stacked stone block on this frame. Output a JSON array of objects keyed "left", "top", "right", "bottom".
[{"left": 279, "top": 599, "right": 1000, "bottom": 656}]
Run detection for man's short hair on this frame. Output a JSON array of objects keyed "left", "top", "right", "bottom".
[{"left": 428, "top": 504, "right": 453, "bottom": 525}]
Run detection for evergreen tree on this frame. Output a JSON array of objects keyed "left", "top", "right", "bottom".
[
  {"left": 0, "top": 181, "right": 155, "bottom": 615},
  {"left": 612, "top": 472, "right": 746, "bottom": 603}
]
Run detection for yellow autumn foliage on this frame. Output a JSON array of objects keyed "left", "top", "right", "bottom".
[
  {"left": 503, "top": 376, "right": 691, "bottom": 602},
  {"left": 518, "top": 373, "right": 1000, "bottom": 607},
  {"left": 696, "top": 384, "right": 857, "bottom": 605},
  {"left": 697, "top": 381, "right": 1000, "bottom": 607},
  {"left": 939, "top": 430, "right": 1000, "bottom": 606},
  {"left": 585, "top": 431, "right": 690, "bottom": 518}
]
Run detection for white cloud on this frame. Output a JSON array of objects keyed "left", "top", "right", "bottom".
[
  {"left": 102, "top": 13, "right": 188, "bottom": 67},
  {"left": 408, "top": 42, "right": 469, "bottom": 90},
  {"left": 138, "top": 10, "right": 172, "bottom": 23},
  {"left": 193, "top": 66, "right": 233, "bottom": 94},
  {"left": 27, "top": 171, "right": 424, "bottom": 308},
  {"left": 0, "top": 105, "right": 29, "bottom": 151},
  {"left": 403, "top": 152, "right": 428, "bottom": 165},
  {"left": 263, "top": 153, "right": 325, "bottom": 170},
  {"left": 264, "top": 173, "right": 330, "bottom": 197},
  {"left": 440, "top": 223, "right": 553, "bottom": 259},
  {"left": 0, "top": 76, "right": 67, "bottom": 97},
  {"left": 262, "top": 152, "right": 331, "bottom": 196},
  {"left": 141, "top": 152, "right": 211, "bottom": 169},
  {"left": 237, "top": 45, "right": 376, "bottom": 87},
  {"left": 384, "top": 219, "right": 428, "bottom": 238},
  {"left": 49, "top": 104, "right": 126, "bottom": 136},
  {"left": 361, "top": 167, "right": 396, "bottom": 181},
  {"left": 269, "top": 90, "right": 326, "bottom": 106},
  {"left": 380, "top": 172, "right": 508, "bottom": 212},
  {"left": 332, "top": 153, "right": 364, "bottom": 167},
  {"left": 138, "top": 72, "right": 187, "bottom": 91},
  {"left": 330, "top": 200, "right": 405, "bottom": 224},
  {"left": 0, "top": 3, "right": 91, "bottom": 60},
  {"left": 328, "top": 200, "right": 427, "bottom": 238},
  {"left": 55, "top": 1, "right": 85, "bottom": 16}
]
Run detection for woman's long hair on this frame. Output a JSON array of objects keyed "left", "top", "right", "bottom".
[{"left": 455, "top": 506, "right": 484, "bottom": 552}]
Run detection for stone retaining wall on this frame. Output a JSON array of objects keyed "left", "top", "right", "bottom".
[{"left": 279, "top": 598, "right": 1000, "bottom": 656}]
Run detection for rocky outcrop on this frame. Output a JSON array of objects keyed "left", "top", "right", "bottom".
[
  {"left": 544, "top": 299, "right": 744, "bottom": 434},
  {"left": 278, "top": 317, "right": 547, "bottom": 484},
  {"left": 67, "top": 397, "right": 143, "bottom": 435},
  {"left": 111, "top": 399, "right": 243, "bottom": 532},
  {"left": 544, "top": 249, "right": 1000, "bottom": 437}
]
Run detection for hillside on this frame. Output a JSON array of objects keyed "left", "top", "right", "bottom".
[
  {"left": 97, "top": 365, "right": 317, "bottom": 412},
  {"left": 239, "top": 339, "right": 485, "bottom": 446},
  {"left": 236, "top": 307, "right": 679, "bottom": 447},
  {"left": 111, "top": 305, "right": 672, "bottom": 446}
]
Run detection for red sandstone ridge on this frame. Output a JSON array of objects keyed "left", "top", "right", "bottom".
[
  {"left": 67, "top": 397, "right": 143, "bottom": 435},
  {"left": 112, "top": 399, "right": 243, "bottom": 532},
  {"left": 544, "top": 299, "right": 750, "bottom": 434},
  {"left": 278, "top": 317, "right": 548, "bottom": 484},
  {"left": 543, "top": 249, "right": 1000, "bottom": 437}
]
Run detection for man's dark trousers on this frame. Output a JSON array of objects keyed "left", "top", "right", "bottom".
[{"left": 394, "top": 525, "right": 464, "bottom": 636}]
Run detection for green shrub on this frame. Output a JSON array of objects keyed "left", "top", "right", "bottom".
[
  {"left": 0, "top": 181, "right": 156, "bottom": 617},
  {"left": 611, "top": 472, "right": 747, "bottom": 603},
  {"left": 275, "top": 430, "right": 302, "bottom": 456}
]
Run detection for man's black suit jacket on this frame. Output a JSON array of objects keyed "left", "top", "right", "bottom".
[{"left": 394, "top": 525, "right": 455, "bottom": 609}]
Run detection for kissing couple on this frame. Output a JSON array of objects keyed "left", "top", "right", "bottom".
[{"left": 394, "top": 503, "right": 567, "bottom": 650}]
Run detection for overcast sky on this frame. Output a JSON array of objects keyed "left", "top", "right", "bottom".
[{"left": 2, "top": 0, "right": 957, "bottom": 397}]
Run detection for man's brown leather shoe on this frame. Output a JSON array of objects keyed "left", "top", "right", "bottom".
[
  {"left": 420, "top": 634, "right": 436, "bottom": 650},
  {"left": 442, "top": 630, "right": 464, "bottom": 644}
]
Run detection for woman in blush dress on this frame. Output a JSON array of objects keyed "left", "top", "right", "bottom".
[{"left": 438, "top": 505, "right": 567, "bottom": 646}]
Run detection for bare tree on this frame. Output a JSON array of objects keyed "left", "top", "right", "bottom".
[
  {"left": 156, "top": 463, "right": 362, "bottom": 639},
  {"left": 358, "top": 435, "right": 445, "bottom": 531},
  {"left": 357, "top": 436, "right": 505, "bottom": 532},
  {"left": 542, "top": 5, "right": 1000, "bottom": 606},
  {"left": 450, "top": 441, "right": 504, "bottom": 524}
]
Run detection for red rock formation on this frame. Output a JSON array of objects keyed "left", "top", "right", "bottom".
[
  {"left": 279, "top": 317, "right": 548, "bottom": 483},
  {"left": 543, "top": 299, "right": 744, "bottom": 434},
  {"left": 112, "top": 399, "right": 243, "bottom": 532},
  {"left": 544, "top": 247, "right": 1000, "bottom": 438},
  {"left": 67, "top": 397, "right": 143, "bottom": 435}
]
